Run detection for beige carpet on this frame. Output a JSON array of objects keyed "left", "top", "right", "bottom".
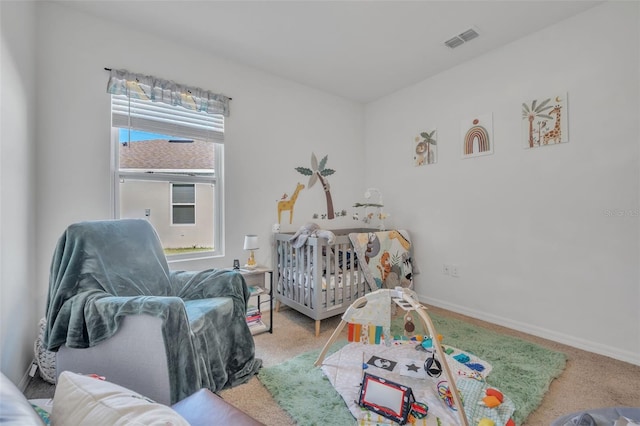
[{"left": 220, "top": 305, "right": 640, "bottom": 425}]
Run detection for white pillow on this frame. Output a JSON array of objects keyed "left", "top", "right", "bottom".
[{"left": 52, "top": 371, "right": 189, "bottom": 425}]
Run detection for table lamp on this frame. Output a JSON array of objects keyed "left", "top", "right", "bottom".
[{"left": 243, "top": 235, "right": 259, "bottom": 269}]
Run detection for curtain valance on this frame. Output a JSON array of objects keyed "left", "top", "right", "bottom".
[{"left": 106, "top": 69, "right": 230, "bottom": 117}]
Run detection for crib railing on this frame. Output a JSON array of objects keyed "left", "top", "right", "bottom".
[{"left": 273, "top": 229, "right": 373, "bottom": 336}]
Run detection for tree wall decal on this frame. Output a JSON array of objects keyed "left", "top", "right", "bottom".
[{"left": 295, "top": 153, "right": 336, "bottom": 219}]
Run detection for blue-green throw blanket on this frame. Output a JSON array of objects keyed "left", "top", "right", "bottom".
[{"left": 44, "top": 219, "right": 261, "bottom": 403}]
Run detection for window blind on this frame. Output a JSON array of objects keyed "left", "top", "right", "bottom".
[
  {"left": 172, "top": 184, "right": 195, "bottom": 204},
  {"left": 173, "top": 205, "right": 195, "bottom": 224},
  {"left": 112, "top": 95, "right": 224, "bottom": 143}
]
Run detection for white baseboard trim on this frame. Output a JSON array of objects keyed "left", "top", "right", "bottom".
[
  {"left": 420, "top": 295, "right": 640, "bottom": 367},
  {"left": 18, "top": 360, "right": 37, "bottom": 392}
]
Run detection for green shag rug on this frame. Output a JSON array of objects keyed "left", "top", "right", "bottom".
[{"left": 259, "top": 311, "right": 567, "bottom": 425}]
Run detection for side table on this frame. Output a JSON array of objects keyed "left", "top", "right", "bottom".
[{"left": 237, "top": 267, "right": 273, "bottom": 335}]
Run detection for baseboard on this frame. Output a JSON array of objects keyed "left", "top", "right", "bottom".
[
  {"left": 420, "top": 295, "right": 640, "bottom": 367},
  {"left": 18, "top": 360, "right": 37, "bottom": 392}
]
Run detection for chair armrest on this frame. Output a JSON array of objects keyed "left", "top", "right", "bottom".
[
  {"left": 171, "top": 269, "right": 250, "bottom": 306},
  {"left": 171, "top": 389, "right": 265, "bottom": 426},
  {"left": 50, "top": 295, "right": 187, "bottom": 351},
  {"left": 57, "top": 315, "right": 171, "bottom": 405}
]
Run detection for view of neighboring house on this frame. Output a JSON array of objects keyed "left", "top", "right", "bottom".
[{"left": 119, "top": 138, "right": 215, "bottom": 250}]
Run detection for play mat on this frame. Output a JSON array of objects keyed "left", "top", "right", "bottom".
[{"left": 321, "top": 341, "right": 515, "bottom": 425}]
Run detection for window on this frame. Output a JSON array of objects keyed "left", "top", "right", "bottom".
[
  {"left": 112, "top": 95, "right": 224, "bottom": 259},
  {"left": 171, "top": 183, "right": 195, "bottom": 225}
]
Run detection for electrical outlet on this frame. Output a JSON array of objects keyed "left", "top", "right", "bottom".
[
  {"left": 442, "top": 264, "right": 450, "bottom": 275},
  {"left": 451, "top": 264, "right": 459, "bottom": 277}
]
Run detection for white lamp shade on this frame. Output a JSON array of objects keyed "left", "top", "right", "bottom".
[{"left": 243, "top": 235, "right": 259, "bottom": 250}]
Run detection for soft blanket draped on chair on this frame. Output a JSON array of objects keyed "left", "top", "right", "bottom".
[{"left": 44, "top": 219, "right": 261, "bottom": 403}]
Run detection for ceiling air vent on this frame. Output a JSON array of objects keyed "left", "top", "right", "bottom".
[{"left": 444, "top": 27, "right": 480, "bottom": 49}]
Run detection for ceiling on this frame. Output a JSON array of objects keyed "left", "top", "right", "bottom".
[{"left": 55, "top": 0, "right": 603, "bottom": 103}]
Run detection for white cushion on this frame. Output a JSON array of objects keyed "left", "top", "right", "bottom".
[{"left": 51, "top": 371, "right": 189, "bottom": 425}]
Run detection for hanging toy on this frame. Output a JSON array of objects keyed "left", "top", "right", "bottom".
[
  {"left": 421, "top": 337, "right": 433, "bottom": 349},
  {"left": 404, "top": 313, "right": 415, "bottom": 337},
  {"left": 437, "top": 380, "right": 457, "bottom": 411},
  {"left": 424, "top": 352, "right": 443, "bottom": 377}
]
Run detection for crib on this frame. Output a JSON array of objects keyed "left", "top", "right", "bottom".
[{"left": 273, "top": 228, "right": 375, "bottom": 336}]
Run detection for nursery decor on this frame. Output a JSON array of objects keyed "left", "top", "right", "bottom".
[
  {"left": 277, "top": 182, "right": 305, "bottom": 224},
  {"left": 349, "top": 230, "right": 413, "bottom": 290},
  {"left": 461, "top": 113, "right": 493, "bottom": 158},
  {"left": 243, "top": 234, "right": 259, "bottom": 268},
  {"left": 320, "top": 342, "right": 512, "bottom": 425},
  {"left": 521, "top": 93, "right": 568, "bottom": 148},
  {"left": 295, "top": 153, "right": 336, "bottom": 219},
  {"left": 273, "top": 228, "right": 370, "bottom": 336},
  {"left": 353, "top": 188, "right": 388, "bottom": 230},
  {"left": 288, "top": 222, "right": 335, "bottom": 248},
  {"left": 414, "top": 130, "right": 437, "bottom": 166},
  {"left": 260, "top": 310, "right": 566, "bottom": 425},
  {"left": 358, "top": 372, "right": 416, "bottom": 425},
  {"left": 315, "top": 288, "right": 473, "bottom": 426}
]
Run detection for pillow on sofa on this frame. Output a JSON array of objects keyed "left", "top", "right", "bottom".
[{"left": 52, "top": 372, "right": 189, "bottom": 425}]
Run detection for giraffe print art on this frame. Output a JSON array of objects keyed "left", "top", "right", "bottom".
[{"left": 522, "top": 93, "right": 568, "bottom": 148}]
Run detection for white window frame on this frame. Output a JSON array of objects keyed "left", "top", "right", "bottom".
[{"left": 111, "top": 129, "right": 225, "bottom": 261}]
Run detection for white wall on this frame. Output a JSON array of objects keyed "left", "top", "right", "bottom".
[
  {"left": 33, "top": 2, "right": 365, "bottom": 312},
  {"left": 0, "top": 1, "right": 38, "bottom": 384},
  {"left": 365, "top": 1, "right": 639, "bottom": 365}
]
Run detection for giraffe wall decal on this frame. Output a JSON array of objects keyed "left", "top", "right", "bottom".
[
  {"left": 277, "top": 183, "right": 305, "bottom": 224},
  {"left": 542, "top": 105, "right": 563, "bottom": 145}
]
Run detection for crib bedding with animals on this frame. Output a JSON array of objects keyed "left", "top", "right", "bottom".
[
  {"left": 274, "top": 228, "right": 375, "bottom": 336},
  {"left": 349, "top": 229, "right": 414, "bottom": 290}
]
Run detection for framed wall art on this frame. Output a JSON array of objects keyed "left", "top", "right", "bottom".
[
  {"left": 413, "top": 129, "right": 437, "bottom": 166},
  {"left": 461, "top": 113, "right": 493, "bottom": 158},
  {"left": 521, "top": 93, "right": 568, "bottom": 149}
]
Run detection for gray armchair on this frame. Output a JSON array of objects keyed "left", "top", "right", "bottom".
[{"left": 44, "top": 219, "right": 261, "bottom": 405}]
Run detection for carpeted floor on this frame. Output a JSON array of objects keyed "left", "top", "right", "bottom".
[
  {"left": 221, "top": 305, "right": 640, "bottom": 425},
  {"left": 259, "top": 310, "right": 566, "bottom": 425},
  {"left": 24, "top": 305, "right": 640, "bottom": 425}
]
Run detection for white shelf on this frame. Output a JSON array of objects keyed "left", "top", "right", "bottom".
[
  {"left": 248, "top": 321, "right": 268, "bottom": 335},
  {"left": 236, "top": 267, "right": 273, "bottom": 335}
]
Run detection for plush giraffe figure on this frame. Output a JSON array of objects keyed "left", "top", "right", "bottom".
[
  {"left": 278, "top": 183, "right": 305, "bottom": 224},
  {"left": 543, "top": 105, "right": 563, "bottom": 145}
]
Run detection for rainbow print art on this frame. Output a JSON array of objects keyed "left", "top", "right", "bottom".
[{"left": 461, "top": 113, "right": 493, "bottom": 158}]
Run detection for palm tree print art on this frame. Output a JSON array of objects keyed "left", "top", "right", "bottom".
[
  {"left": 295, "top": 153, "right": 336, "bottom": 219},
  {"left": 414, "top": 130, "right": 437, "bottom": 166},
  {"left": 522, "top": 98, "right": 553, "bottom": 148}
]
